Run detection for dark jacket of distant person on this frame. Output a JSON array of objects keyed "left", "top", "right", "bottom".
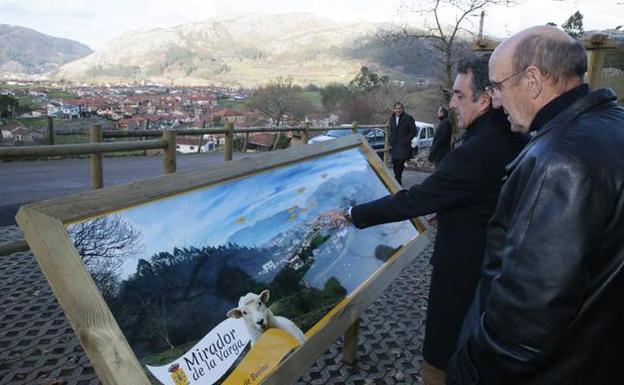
[
  {"left": 389, "top": 111, "right": 416, "bottom": 160},
  {"left": 428, "top": 113, "right": 453, "bottom": 166},
  {"left": 351, "top": 108, "right": 528, "bottom": 370},
  {"left": 448, "top": 86, "right": 624, "bottom": 385}
]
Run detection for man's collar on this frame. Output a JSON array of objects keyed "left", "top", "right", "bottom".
[
  {"left": 504, "top": 86, "right": 617, "bottom": 176},
  {"left": 465, "top": 108, "right": 505, "bottom": 134},
  {"left": 529, "top": 84, "right": 589, "bottom": 132}
]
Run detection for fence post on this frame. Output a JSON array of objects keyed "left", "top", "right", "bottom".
[
  {"left": 143, "top": 119, "right": 150, "bottom": 156},
  {"left": 224, "top": 122, "right": 234, "bottom": 161},
  {"left": 343, "top": 318, "right": 360, "bottom": 364},
  {"left": 384, "top": 123, "right": 391, "bottom": 167},
  {"left": 272, "top": 130, "right": 283, "bottom": 151},
  {"left": 243, "top": 132, "right": 249, "bottom": 152},
  {"left": 302, "top": 122, "right": 310, "bottom": 145},
  {"left": 163, "top": 130, "right": 176, "bottom": 173},
  {"left": 47, "top": 116, "right": 55, "bottom": 145},
  {"left": 196, "top": 120, "right": 207, "bottom": 154},
  {"left": 90, "top": 125, "right": 103, "bottom": 189},
  {"left": 351, "top": 121, "right": 358, "bottom": 134},
  {"left": 587, "top": 35, "right": 608, "bottom": 90}
]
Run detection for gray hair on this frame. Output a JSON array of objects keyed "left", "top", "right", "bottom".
[
  {"left": 457, "top": 54, "right": 491, "bottom": 102},
  {"left": 513, "top": 34, "right": 587, "bottom": 85}
]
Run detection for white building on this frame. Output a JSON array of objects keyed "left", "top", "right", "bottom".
[
  {"left": 175, "top": 137, "right": 216, "bottom": 153},
  {"left": 61, "top": 104, "right": 80, "bottom": 119}
]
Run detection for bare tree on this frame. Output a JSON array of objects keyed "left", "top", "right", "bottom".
[
  {"left": 68, "top": 214, "right": 142, "bottom": 298},
  {"left": 246, "top": 77, "right": 314, "bottom": 126},
  {"left": 394, "top": 0, "right": 515, "bottom": 90}
]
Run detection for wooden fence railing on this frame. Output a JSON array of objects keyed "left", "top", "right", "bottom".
[{"left": 0, "top": 122, "right": 391, "bottom": 255}]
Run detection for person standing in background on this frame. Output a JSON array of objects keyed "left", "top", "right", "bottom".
[
  {"left": 428, "top": 106, "right": 452, "bottom": 167},
  {"left": 389, "top": 102, "right": 416, "bottom": 185}
]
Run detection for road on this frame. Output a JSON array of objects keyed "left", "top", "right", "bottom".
[{"left": 0, "top": 152, "right": 263, "bottom": 226}]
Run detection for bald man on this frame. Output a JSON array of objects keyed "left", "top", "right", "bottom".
[{"left": 447, "top": 26, "right": 624, "bottom": 384}]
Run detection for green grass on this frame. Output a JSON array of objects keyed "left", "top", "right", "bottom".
[
  {"left": 141, "top": 339, "right": 199, "bottom": 366},
  {"left": 217, "top": 99, "right": 245, "bottom": 109},
  {"left": 301, "top": 91, "right": 323, "bottom": 110},
  {"left": 54, "top": 133, "right": 88, "bottom": 145},
  {"left": 46, "top": 90, "right": 78, "bottom": 99},
  {"left": 15, "top": 95, "right": 44, "bottom": 110},
  {"left": 8, "top": 117, "right": 48, "bottom": 129},
  {"left": 0, "top": 84, "right": 31, "bottom": 90}
]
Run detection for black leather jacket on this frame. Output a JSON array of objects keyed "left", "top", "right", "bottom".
[{"left": 448, "top": 86, "right": 624, "bottom": 385}]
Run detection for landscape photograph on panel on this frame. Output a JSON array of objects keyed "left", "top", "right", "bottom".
[{"left": 65, "top": 147, "right": 419, "bottom": 385}]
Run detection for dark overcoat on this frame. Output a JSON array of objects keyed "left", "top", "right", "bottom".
[
  {"left": 428, "top": 117, "right": 452, "bottom": 165},
  {"left": 352, "top": 109, "right": 527, "bottom": 370},
  {"left": 389, "top": 112, "right": 416, "bottom": 160}
]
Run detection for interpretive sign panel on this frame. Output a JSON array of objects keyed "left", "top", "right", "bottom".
[{"left": 17, "top": 136, "right": 429, "bottom": 385}]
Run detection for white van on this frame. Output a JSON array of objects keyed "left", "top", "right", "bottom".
[{"left": 411, "top": 121, "right": 436, "bottom": 154}]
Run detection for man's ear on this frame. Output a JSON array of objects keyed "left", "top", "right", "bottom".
[
  {"left": 524, "top": 65, "right": 543, "bottom": 99},
  {"left": 477, "top": 92, "right": 491, "bottom": 113}
]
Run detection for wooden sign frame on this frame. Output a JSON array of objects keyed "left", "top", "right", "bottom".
[{"left": 17, "top": 135, "right": 429, "bottom": 385}]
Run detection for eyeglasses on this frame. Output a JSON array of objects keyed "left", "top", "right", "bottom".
[{"left": 486, "top": 70, "right": 523, "bottom": 94}]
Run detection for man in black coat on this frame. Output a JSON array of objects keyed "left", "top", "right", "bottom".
[
  {"left": 448, "top": 26, "right": 624, "bottom": 385},
  {"left": 324, "top": 55, "right": 527, "bottom": 385},
  {"left": 428, "top": 106, "right": 452, "bottom": 167},
  {"left": 389, "top": 102, "right": 416, "bottom": 184}
]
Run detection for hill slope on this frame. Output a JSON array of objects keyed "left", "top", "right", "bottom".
[
  {"left": 55, "top": 13, "right": 390, "bottom": 86},
  {"left": 0, "top": 24, "right": 93, "bottom": 74}
]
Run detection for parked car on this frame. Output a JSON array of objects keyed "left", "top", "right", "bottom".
[
  {"left": 411, "top": 121, "right": 436, "bottom": 154},
  {"left": 308, "top": 128, "right": 385, "bottom": 150}
]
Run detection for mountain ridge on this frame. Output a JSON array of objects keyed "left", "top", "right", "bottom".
[
  {"left": 53, "top": 13, "right": 389, "bottom": 87},
  {"left": 0, "top": 24, "right": 93, "bottom": 75}
]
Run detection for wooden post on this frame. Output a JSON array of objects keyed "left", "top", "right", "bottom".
[
  {"left": 272, "top": 131, "right": 283, "bottom": 151},
  {"left": 163, "top": 130, "right": 176, "bottom": 173},
  {"left": 383, "top": 123, "right": 391, "bottom": 167},
  {"left": 351, "top": 121, "right": 358, "bottom": 134},
  {"left": 224, "top": 122, "right": 234, "bottom": 161},
  {"left": 587, "top": 50, "right": 605, "bottom": 89},
  {"left": 143, "top": 119, "right": 150, "bottom": 156},
  {"left": 587, "top": 48, "right": 606, "bottom": 90},
  {"left": 90, "top": 125, "right": 103, "bottom": 189},
  {"left": 585, "top": 34, "right": 618, "bottom": 90},
  {"left": 302, "top": 122, "right": 310, "bottom": 145},
  {"left": 243, "top": 132, "right": 249, "bottom": 152},
  {"left": 197, "top": 120, "right": 207, "bottom": 154},
  {"left": 47, "top": 116, "right": 55, "bottom": 145},
  {"left": 343, "top": 318, "right": 360, "bottom": 365}
]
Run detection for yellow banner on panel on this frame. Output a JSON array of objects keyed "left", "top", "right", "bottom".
[{"left": 222, "top": 329, "right": 300, "bottom": 385}]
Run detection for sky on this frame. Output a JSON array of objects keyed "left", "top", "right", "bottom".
[{"left": 0, "top": 0, "right": 622, "bottom": 49}]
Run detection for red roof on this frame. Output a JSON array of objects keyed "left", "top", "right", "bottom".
[
  {"left": 214, "top": 108, "right": 244, "bottom": 117},
  {"left": 248, "top": 133, "right": 276, "bottom": 147},
  {"left": 176, "top": 137, "right": 208, "bottom": 146}
]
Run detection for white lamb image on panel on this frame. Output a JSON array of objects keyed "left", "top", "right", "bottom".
[{"left": 226, "top": 289, "right": 306, "bottom": 346}]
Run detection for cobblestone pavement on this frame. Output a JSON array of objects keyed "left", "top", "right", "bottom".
[{"left": 0, "top": 170, "right": 433, "bottom": 385}]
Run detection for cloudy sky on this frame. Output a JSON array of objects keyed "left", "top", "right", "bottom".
[
  {"left": 98, "top": 149, "right": 371, "bottom": 278},
  {"left": 0, "top": 0, "right": 621, "bottom": 49}
]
